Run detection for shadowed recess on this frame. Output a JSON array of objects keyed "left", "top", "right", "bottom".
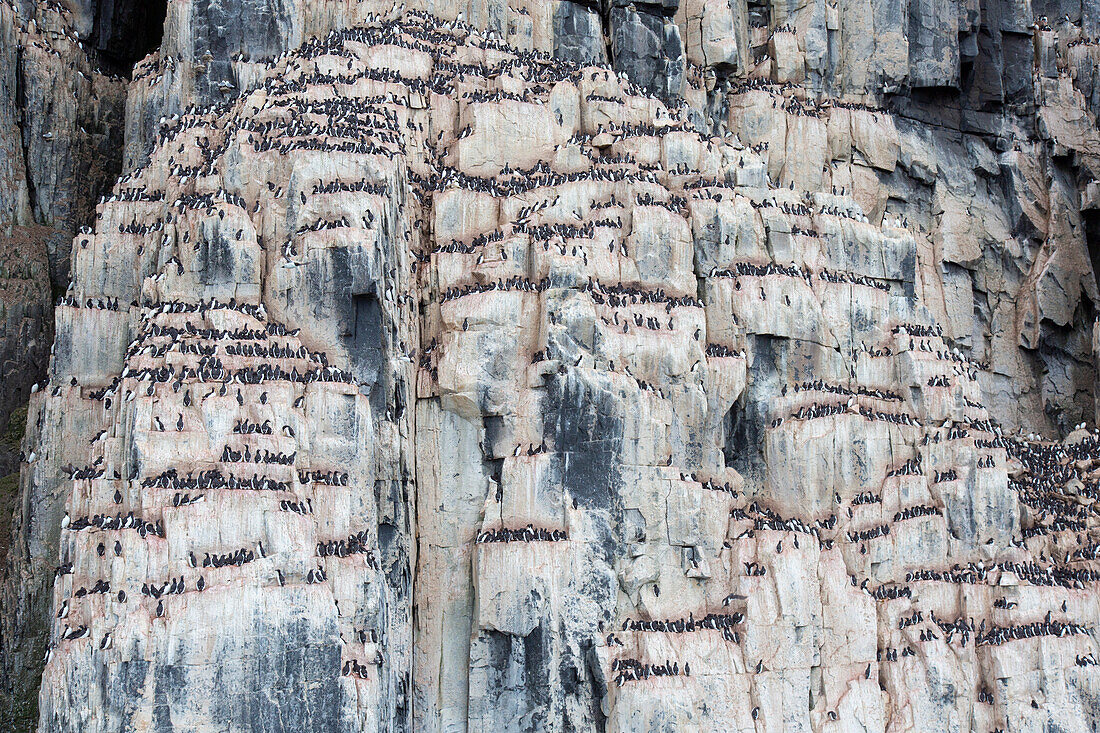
[{"left": 92, "top": 0, "right": 168, "bottom": 74}]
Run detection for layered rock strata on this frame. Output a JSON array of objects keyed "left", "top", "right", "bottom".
[
  {"left": 0, "top": 0, "right": 133, "bottom": 485},
  {"left": 0, "top": 0, "right": 129, "bottom": 267},
  {"left": 4, "top": 3, "right": 1100, "bottom": 733}
]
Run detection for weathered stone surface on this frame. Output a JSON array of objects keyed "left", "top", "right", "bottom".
[
  {"left": 553, "top": 1, "right": 606, "bottom": 66},
  {"left": 0, "top": 2, "right": 30, "bottom": 230},
  {"left": 0, "top": 2, "right": 128, "bottom": 268},
  {"left": 610, "top": 5, "right": 685, "bottom": 100},
  {"left": 675, "top": 0, "right": 740, "bottom": 72},
  {"left": 5, "top": 2, "right": 1100, "bottom": 733},
  {"left": 0, "top": 227, "right": 51, "bottom": 478}
]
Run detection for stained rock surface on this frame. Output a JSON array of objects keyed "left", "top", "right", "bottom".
[
  {"left": 0, "top": 0, "right": 134, "bottom": 494},
  {"left": 0, "top": 226, "right": 51, "bottom": 478},
  {"left": 4, "top": 1, "right": 1100, "bottom": 732}
]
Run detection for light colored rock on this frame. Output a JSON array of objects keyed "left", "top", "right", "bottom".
[{"left": 6, "top": 5, "right": 1100, "bottom": 733}]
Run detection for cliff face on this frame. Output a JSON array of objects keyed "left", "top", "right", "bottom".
[
  {"left": 4, "top": 1, "right": 1100, "bottom": 732},
  {"left": 0, "top": 0, "right": 130, "bottom": 505}
]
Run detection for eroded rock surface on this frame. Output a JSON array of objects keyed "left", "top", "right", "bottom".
[
  {"left": 0, "top": 226, "right": 51, "bottom": 478},
  {"left": 4, "top": 2, "right": 1100, "bottom": 732}
]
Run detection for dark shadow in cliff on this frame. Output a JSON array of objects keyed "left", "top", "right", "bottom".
[
  {"left": 349, "top": 292, "right": 386, "bottom": 413},
  {"left": 90, "top": 0, "right": 169, "bottom": 76},
  {"left": 1084, "top": 209, "right": 1100, "bottom": 294},
  {"left": 723, "top": 335, "right": 778, "bottom": 483}
]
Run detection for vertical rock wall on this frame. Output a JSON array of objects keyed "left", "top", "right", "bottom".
[
  {"left": 0, "top": 0, "right": 134, "bottom": 503},
  {"left": 0, "top": 4, "right": 149, "bottom": 721},
  {"left": 4, "top": 1, "right": 1100, "bottom": 732}
]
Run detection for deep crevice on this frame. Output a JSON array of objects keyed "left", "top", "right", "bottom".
[
  {"left": 13, "top": 46, "right": 38, "bottom": 220},
  {"left": 1084, "top": 209, "right": 1100, "bottom": 294},
  {"left": 90, "top": 0, "right": 169, "bottom": 76}
]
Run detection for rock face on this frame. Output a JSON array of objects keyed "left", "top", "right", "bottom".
[
  {"left": 0, "top": 1, "right": 129, "bottom": 273},
  {"left": 0, "top": 226, "right": 51, "bottom": 479},
  {"left": 0, "top": 0, "right": 134, "bottom": 495},
  {"left": 5, "top": 1, "right": 1100, "bottom": 732}
]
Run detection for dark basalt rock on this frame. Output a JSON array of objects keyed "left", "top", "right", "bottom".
[
  {"left": 552, "top": 1, "right": 607, "bottom": 66},
  {"left": 609, "top": 5, "right": 684, "bottom": 100}
]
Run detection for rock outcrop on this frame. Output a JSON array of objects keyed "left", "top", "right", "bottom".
[
  {"left": 0, "top": 1, "right": 129, "bottom": 271},
  {"left": 0, "top": 225, "right": 51, "bottom": 478},
  {"left": 0, "top": 0, "right": 133, "bottom": 491},
  {"left": 4, "top": 2, "right": 1100, "bottom": 732}
]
